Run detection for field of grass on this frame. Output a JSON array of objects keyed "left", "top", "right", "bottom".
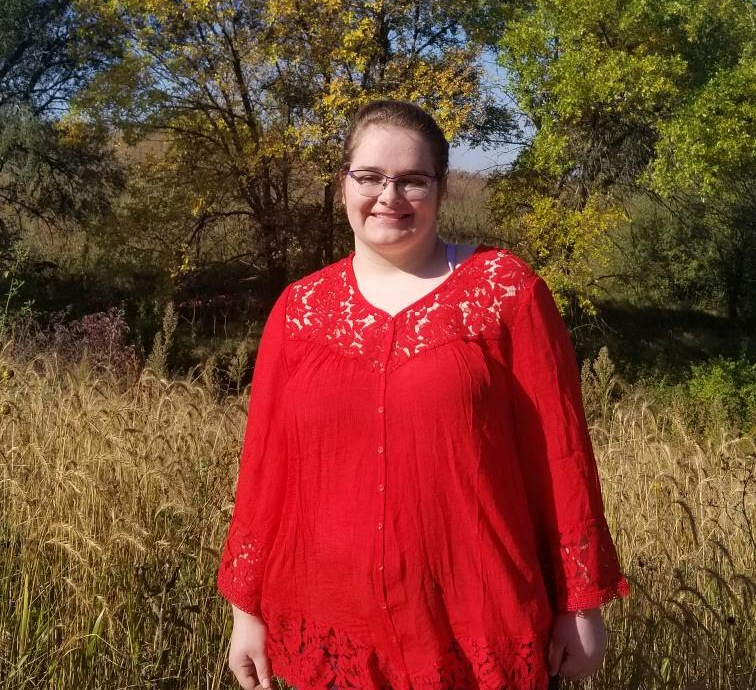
[{"left": 0, "top": 352, "right": 754, "bottom": 689}]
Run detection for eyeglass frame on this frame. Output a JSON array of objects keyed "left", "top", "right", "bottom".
[{"left": 345, "top": 169, "right": 439, "bottom": 199}]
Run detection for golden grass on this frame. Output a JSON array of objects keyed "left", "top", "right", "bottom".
[
  {"left": 587, "top": 390, "right": 755, "bottom": 689},
  {"left": 0, "top": 360, "right": 241, "bottom": 689},
  {"left": 437, "top": 171, "right": 494, "bottom": 244},
  {"left": 0, "top": 355, "right": 753, "bottom": 689}
]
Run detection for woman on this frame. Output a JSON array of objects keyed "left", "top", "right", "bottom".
[{"left": 218, "top": 100, "right": 629, "bottom": 690}]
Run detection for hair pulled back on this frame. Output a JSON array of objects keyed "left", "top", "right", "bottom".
[{"left": 342, "top": 100, "right": 449, "bottom": 177}]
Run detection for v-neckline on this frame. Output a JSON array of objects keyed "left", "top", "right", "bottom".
[{"left": 345, "top": 243, "right": 487, "bottom": 320}]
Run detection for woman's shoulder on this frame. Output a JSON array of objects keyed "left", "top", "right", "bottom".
[
  {"left": 462, "top": 243, "right": 538, "bottom": 294},
  {"left": 277, "top": 255, "right": 354, "bottom": 315},
  {"left": 286, "top": 255, "right": 351, "bottom": 291}
]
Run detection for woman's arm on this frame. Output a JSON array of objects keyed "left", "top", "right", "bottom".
[
  {"left": 508, "top": 276, "right": 629, "bottom": 610},
  {"left": 217, "top": 285, "right": 293, "bottom": 616}
]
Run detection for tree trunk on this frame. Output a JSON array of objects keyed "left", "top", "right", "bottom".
[
  {"left": 321, "top": 181, "right": 335, "bottom": 266},
  {"left": 725, "top": 267, "right": 742, "bottom": 325},
  {"left": 257, "top": 164, "right": 288, "bottom": 305}
]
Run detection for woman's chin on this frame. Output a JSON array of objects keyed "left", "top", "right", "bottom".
[
  {"left": 362, "top": 219, "right": 431, "bottom": 243},
  {"left": 359, "top": 228, "right": 415, "bottom": 247}
]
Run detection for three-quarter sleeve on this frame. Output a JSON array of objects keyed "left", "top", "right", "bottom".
[
  {"left": 509, "top": 276, "right": 630, "bottom": 612},
  {"left": 217, "top": 285, "right": 292, "bottom": 616}
]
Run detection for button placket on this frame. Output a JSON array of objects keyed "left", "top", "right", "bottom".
[
  {"left": 374, "top": 316, "right": 393, "bottom": 613},
  {"left": 372, "top": 317, "right": 413, "bottom": 686},
  {"left": 369, "top": 311, "right": 424, "bottom": 684}
]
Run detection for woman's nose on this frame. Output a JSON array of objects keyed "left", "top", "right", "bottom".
[{"left": 377, "top": 179, "right": 402, "bottom": 202}]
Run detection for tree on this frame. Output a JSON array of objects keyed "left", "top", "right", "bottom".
[
  {"left": 0, "top": 0, "right": 123, "bottom": 259},
  {"left": 646, "top": 54, "right": 756, "bottom": 321},
  {"left": 489, "top": 0, "right": 755, "bottom": 319},
  {"left": 74, "top": 0, "right": 497, "bottom": 303}
]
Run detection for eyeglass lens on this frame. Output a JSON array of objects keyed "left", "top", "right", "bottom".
[{"left": 350, "top": 171, "right": 433, "bottom": 199}]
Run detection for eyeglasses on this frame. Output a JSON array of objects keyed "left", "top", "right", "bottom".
[{"left": 346, "top": 170, "right": 437, "bottom": 200}]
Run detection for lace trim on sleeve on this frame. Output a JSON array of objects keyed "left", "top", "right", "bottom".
[
  {"left": 217, "top": 527, "right": 266, "bottom": 616},
  {"left": 556, "top": 519, "right": 630, "bottom": 611}
]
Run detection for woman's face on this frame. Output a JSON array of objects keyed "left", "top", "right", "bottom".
[{"left": 342, "top": 124, "right": 442, "bottom": 255}]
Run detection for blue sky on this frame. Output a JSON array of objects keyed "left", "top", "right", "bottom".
[
  {"left": 449, "top": 142, "right": 518, "bottom": 174},
  {"left": 447, "top": 53, "right": 523, "bottom": 174}
]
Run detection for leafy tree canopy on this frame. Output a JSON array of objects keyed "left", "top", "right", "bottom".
[
  {"left": 0, "top": 0, "right": 123, "bottom": 258},
  {"left": 71, "top": 0, "right": 510, "bottom": 299},
  {"left": 490, "top": 0, "right": 755, "bottom": 319}
]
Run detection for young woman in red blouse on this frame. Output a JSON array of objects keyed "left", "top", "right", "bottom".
[{"left": 218, "top": 100, "right": 630, "bottom": 690}]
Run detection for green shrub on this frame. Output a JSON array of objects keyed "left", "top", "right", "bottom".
[{"left": 687, "top": 357, "right": 756, "bottom": 433}]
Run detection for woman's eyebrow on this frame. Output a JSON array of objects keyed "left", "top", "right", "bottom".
[{"left": 352, "top": 165, "right": 435, "bottom": 176}]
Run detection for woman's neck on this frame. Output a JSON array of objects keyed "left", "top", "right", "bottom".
[{"left": 353, "top": 234, "right": 447, "bottom": 279}]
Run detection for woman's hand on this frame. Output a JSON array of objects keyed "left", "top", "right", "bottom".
[
  {"left": 228, "top": 605, "right": 273, "bottom": 690},
  {"left": 548, "top": 607, "right": 608, "bottom": 680}
]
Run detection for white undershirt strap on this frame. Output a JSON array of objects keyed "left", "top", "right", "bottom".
[{"left": 445, "top": 242, "right": 457, "bottom": 272}]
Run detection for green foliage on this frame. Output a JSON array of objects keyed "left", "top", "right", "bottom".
[
  {"left": 613, "top": 191, "right": 756, "bottom": 321},
  {"left": 648, "top": 55, "right": 756, "bottom": 198},
  {"left": 497, "top": 0, "right": 688, "bottom": 186},
  {"left": 578, "top": 345, "right": 756, "bottom": 443},
  {"left": 634, "top": 355, "right": 756, "bottom": 439},
  {"left": 687, "top": 358, "right": 756, "bottom": 433},
  {"left": 497, "top": 0, "right": 753, "bottom": 187},
  {"left": 489, "top": 175, "right": 625, "bottom": 313},
  {"left": 0, "top": 0, "right": 124, "bottom": 290},
  {"left": 612, "top": 196, "right": 718, "bottom": 307},
  {"left": 491, "top": 0, "right": 756, "bottom": 318}
]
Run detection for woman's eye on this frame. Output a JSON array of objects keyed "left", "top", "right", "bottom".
[
  {"left": 401, "top": 176, "right": 429, "bottom": 188},
  {"left": 356, "top": 174, "right": 383, "bottom": 184}
]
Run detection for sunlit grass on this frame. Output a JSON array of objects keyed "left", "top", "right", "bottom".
[{"left": 0, "top": 353, "right": 753, "bottom": 689}]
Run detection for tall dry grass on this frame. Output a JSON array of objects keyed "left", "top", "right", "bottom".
[
  {"left": 585, "top": 393, "right": 755, "bottom": 688},
  {"left": 0, "top": 356, "right": 241, "bottom": 689},
  {"left": 437, "top": 172, "right": 494, "bottom": 244},
  {"left": 0, "top": 352, "right": 754, "bottom": 689}
]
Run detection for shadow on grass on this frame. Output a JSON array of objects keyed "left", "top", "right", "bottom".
[{"left": 581, "top": 302, "right": 756, "bottom": 384}]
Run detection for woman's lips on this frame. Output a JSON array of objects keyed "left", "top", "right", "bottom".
[{"left": 371, "top": 213, "right": 411, "bottom": 220}]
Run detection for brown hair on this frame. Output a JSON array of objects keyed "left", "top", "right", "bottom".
[{"left": 342, "top": 100, "right": 449, "bottom": 177}]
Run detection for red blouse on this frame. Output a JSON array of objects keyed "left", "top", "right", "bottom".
[{"left": 217, "top": 245, "right": 629, "bottom": 690}]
